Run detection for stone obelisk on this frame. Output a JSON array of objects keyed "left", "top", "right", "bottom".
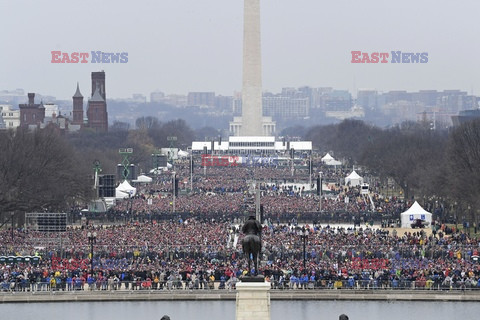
[{"left": 241, "top": 0, "right": 263, "bottom": 136}]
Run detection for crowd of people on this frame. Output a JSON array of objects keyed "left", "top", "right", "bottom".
[
  {"left": 106, "top": 160, "right": 407, "bottom": 226},
  {"left": 1, "top": 156, "right": 477, "bottom": 292},
  {"left": 1, "top": 218, "right": 479, "bottom": 292}
]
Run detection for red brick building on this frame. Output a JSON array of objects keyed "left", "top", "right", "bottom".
[
  {"left": 19, "top": 93, "right": 45, "bottom": 128},
  {"left": 86, "top": 71, "right": 108, "bottom": 132},
  {"left": 72, "top": 82, "right": 84, "bottom": 126}
]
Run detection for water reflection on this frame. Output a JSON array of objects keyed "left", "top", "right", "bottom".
[{"left": 3, "top": 300, "right": 478, "bottom": 320}]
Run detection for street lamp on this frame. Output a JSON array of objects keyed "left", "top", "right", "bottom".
[
  {"left": 318, "top": 172, "right": 323, "bottom": 212},
  {"left": 11, "top": 212, "right": 14, "bottom": 241},
  {"left": 87, "top": 231, "right": 97, "bottom": 277},
  {"left": 297, "top": 226, "right": 309, "bottom": 270},
  {"left": 172, "top": 171, "right": 176, "bottom": 213}
]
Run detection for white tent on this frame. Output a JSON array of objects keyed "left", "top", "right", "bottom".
[
  {"left": 115, "top": 180, "right": 137, "bottom": 199},
  {"left": 326, "top": 159, "right": 342, "bottom": 166},
  {"left": 344, "top": 171, "right": 363, "bottom": 187},
  {"left": 322, "top": 153, "right": 342, "bottom": 166},
  {"left": 321, "top": 153, "right": 334, "bottom": 162},
  {"left": 133, "top": 175, "right": 153, "bottom": 183},
  {"left": 400, "top": 201, "right": 432, "bottom": 228}
]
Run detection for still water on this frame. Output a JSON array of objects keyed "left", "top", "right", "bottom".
[{"left": 4, "top": 300, "right": 479, "bottom": 320}]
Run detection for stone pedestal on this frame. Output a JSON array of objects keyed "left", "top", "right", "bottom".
[{"left": 235, "top": 281, "right": 271, "bottom": 320}]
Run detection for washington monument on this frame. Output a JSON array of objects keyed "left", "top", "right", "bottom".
[
  {"left": 231, "top": 0, "right": 275, "bottom": 136},
  {"left": 241, "top": 0, "right": 263, "bottom": 136}
]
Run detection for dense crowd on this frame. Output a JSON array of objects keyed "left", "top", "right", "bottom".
[
  {"left": 108, "top": 160, "right": 407, "bottom": 226},
  {"left": 1, "top": 158, "right": 476, "bottom": 292},
  {"left": 1, "top": 219, "right": 479, "bottom": 291}
]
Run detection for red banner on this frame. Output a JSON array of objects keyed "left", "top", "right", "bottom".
[{"left": 51, "top": 256, "right": 90, "bottom": 271}]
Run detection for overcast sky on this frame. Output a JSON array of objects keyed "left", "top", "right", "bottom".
[{"left": 1, "top": 0, "right": 479, "bottom": 99}]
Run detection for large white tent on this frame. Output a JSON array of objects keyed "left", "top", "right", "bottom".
[
  {"left": 344, "top": 171, "right": 363, "bottom": 187},
  {"left": 400, "top": 201, "right": 432, "bottom": 228},
  {"left": 115, "top": 180, "right": 137, "bottom": 199}
]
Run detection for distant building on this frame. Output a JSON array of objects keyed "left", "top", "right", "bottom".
[
  {"left": 0, "top": 105, "right": 20, "bottom": 129},
  {"left": 43, "top": 103, "right": 59, "bottom": 119},
  {"left": 451, "top": 109, "right": 480, "bottom": 126},
  {"left": 72, "top": 82, "right": 84, "bottom": 126},
  {"left": 87, "top": 84, "right": 108, "bottom": 132},
  {"left": 19, "top": 93, "right": 45, "bottom": 129},
  {"left": 321, "top": 90, "right": 352, "bottom": 112},
  {"left": 86, "top": 71, "right": 108, "bottom": 132},
  {"left": 0, "top": 89, "right": 26, "bottom": 105},
  {"left": 164, "top": 94, "right": 187, "bottom": 107},
  {"left": 214, "top": 95, "right": 233, "bottom": 111},
  {"left": 192, "top": 136, "right": 312, "bottom": 154},
  {"left": 91, "top": 71, "right": 106, "bottom": 101},
  {"left": 188, "top": 92, "right": 215, "bottom": 107},
  {"left": 325, "top": 106, "right": 365, "bottom": 121},
  {"left": 411, "top": 90, "right": 438, "bottom": 107},
  {"left": 150, "top": 91, "right": 165, "bottom": 103},
  {"left": 384, "top": 90, "right": 410, "bottom": 104},
  {"left": 357, "top": 90, "right": 378, "bottom": 110},
  {"left": 132, "top": 94, "right": 146, "bottom": 103},
  {"left": 263, "top": 96, "right": 309, "bottom": 119}
]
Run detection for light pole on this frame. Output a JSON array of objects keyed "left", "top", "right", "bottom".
[
  {"left": 11, "top": 212, "right": 14, "bottom": 241},
  {"left": 87, "top": 231, "right": 97, "bottom": 277},
  {"left": 172, "top": 171, "right": 176, "bottom": 213},
  {"left": 298, "top": 226, "right": 308, "bottom": 270},
  {"left": 308, "top": 152, "right": 312, "bottom": 192},
  {"left": 190, "top": 151, "right": 193, "bottom": 193},
  {"left": 318, "top": 171, "right": 323, "bottom": 212}
]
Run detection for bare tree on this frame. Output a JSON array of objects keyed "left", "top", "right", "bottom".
[
  {"left": 447, "top": 119, "right": 480, "bottom": 229},
  {"left": 135, "top": 116, "right": 161, "bottom": 130},
  {"left": 0, "top": 127, "right": 91, "bottom": 217}
]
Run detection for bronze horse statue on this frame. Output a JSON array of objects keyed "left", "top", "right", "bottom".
[{"left": 241, "top": 215, "right": 262, "bottom": 276}]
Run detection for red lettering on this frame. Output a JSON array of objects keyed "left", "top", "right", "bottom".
[
  {"left": 201, "top": 155, "right": 213, "bottom": 167},
  {"left": 79, "top": 52, "right": 89, "bottom": 63},
  {"left": 51, "top": 51, "right": 62, "bottom": 63},
  {"left": 61, "top": 52, "right": 71, "bottom": 63},
  {"left": 379, "top": 52, "right": 389, "bottom": 63},
  {"left": 351, "top": 51, "right": 361, "bottom": 63},
  {"left": 370, "top": 52, "right": 379, "bottom": 63},
  {"left": 212, "top": 157, "right": 221, "bottom": 167},
  {"left": 71, "top": 52, "right": 79, "bottom": 63},
  {"left": 361, "top": 52, "right": 371, "bottom": 63}
]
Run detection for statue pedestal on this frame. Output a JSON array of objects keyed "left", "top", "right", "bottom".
[{"left": 235, "top": 281, "right": 271, "bottom": 320}]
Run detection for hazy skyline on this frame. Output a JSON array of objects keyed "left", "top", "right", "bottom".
[{"left": 1, "top": 0, "right": 479, "bottom": 100}]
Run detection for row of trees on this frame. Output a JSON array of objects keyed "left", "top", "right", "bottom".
[{"left": 0, "top": 127, "right": 92, "bottom": 224}]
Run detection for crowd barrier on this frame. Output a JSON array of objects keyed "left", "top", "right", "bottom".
[{"left": 2, "top": 279, "right": 479, "bottom": 293}]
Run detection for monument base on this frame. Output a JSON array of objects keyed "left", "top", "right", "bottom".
[{"left": 235, "top": 281, "right": 271, "bottom": 320}]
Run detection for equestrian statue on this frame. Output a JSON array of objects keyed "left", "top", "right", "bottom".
[{"left": 241, "top": 214, "right": 262, "bottom": 276}]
